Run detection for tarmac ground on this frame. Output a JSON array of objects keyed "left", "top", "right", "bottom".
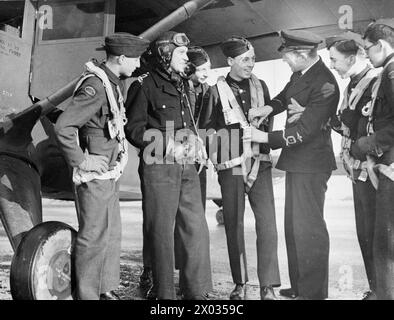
[{"left": 0, "top": 175, "right": 370, "bottom": 300}]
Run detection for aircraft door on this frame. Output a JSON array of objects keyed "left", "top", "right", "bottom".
[
  {"left": 0, "top": 1, "right": 36, "bottom": 119},
  {"left": 30, "top": 0, "right": 116, "bottom": 100}
]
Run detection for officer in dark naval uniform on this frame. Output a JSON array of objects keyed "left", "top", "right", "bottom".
[
  {"left": 250, "top": 30, "right": 340, "bottom": 300},
  {"left": 125, "top": 31, "right": 212, "bottom": 300},
  {"left": 353, "top": 18, "right": 394, "bottom": 300},
  {"left": 326, "top": 31, "right": 379, "bottom": 300},
  {"left": 55, "top": 33, "right": 149, "bottom": 300},
  {"left": 200, "top": 36, "right": 280, "bottom": 300}
]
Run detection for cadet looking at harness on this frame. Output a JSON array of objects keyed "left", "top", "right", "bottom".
[
  {"left": 200, "top": 36, "right": 281, "bottom": 300},
  {"left": 124, "top": 31, "right": 212, "bottom": 300},
  {"left": 250, "top": 29, "right": 340, "bottom": 300},
  {"left": 326, "top": 31, "right": 379, "bottom": 300},
  {"left": 54, "top": 33, "right": 149, "bottom": 300},
  {"left": 356, "top": 18, "right": 394, "bottom": 300}
]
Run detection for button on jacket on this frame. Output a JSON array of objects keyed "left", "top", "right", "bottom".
[{"left": 125, "top": 69, "right": 195, "bottom": 153}]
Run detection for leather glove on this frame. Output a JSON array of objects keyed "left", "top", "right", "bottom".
[{"left": 78, "top": 154, "right": 109, "bottom": 174}]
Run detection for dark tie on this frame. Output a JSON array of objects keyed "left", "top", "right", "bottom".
[{"left": 292, "top": 71, "right": 302, "bottom": 82}]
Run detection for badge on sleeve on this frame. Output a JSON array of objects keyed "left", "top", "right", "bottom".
[
  {"left": 84, "top": 86, "right": 96, "bottom": 97},
  {"left": 388, "top": 70, "right": 394, "bottom": 80}
]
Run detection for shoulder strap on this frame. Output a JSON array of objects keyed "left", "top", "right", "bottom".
[
  {"left": 348, "top": 68, "right": 379, "bottom": 110},
  {"left": 249, "top": 74, "right": 265, "bottom": 109},
  {"left": 216, "top": 76, "right": 248, "bottom": 127},
  {"left": 73, "top": 73, "right": 96, "bottom": 95}
]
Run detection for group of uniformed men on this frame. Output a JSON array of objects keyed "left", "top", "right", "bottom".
[{"left": 54, "top": 17, "right": 394, "bottom": 300}]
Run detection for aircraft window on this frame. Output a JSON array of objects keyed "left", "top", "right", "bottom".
[
  {"left": 41, "top": 1, "right": 105, "bottom": 41},
  {"left": 0, "top": 1, "right": 24, "bottom": 38}
]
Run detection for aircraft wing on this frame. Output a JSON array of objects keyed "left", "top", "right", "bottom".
[{"left": 173, "top": 0, "right": 394, "bottom": 67}]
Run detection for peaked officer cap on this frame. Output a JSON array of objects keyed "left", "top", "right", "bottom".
[
  {"left": 278, "top": 29, "right": 323, "bottom": 52},
  {"left": 97, "top": 33, "right": 150, "bottom": 57}
]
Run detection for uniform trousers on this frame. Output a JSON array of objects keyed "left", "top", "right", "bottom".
[
  {"left": 284, "top": 172, "right": 330, "bottom": 299},
  {"left": 353, "top": 178, "right": 377, "bottom": 292},
  {"left": 142, "top": 162, "right": 212, "bottom": 299},
  {"left": 75, "top": 179, "right": 121, "bottom": 300},
  {"left": 374, "top": 174, "right": 394, "bottom": 299},
  {"left": 138, "top": 158, "right": 151, "bottom": 269},
  {"left": 217, "top": 164, "right": 280, "bottom": 287},
  {"left": 143, "top": 163, "right": 207, "bottom": 271},
  {"left": 175, "top": 165, "right": 207, "bottom": 270}
]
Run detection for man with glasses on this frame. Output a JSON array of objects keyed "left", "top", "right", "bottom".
[
  {"left": 125, "top": 31, "right": 212, "bottom": 300},
  {"left": 250, "top": 30, "right": 339, "bottom": 299},
  {"left": 326, "top": 31, "right": 379, "bottom": 300},
  {"left": 350, "top": 18, "right": 394, "bottom": 300},
  {"left": 200, "top": 36, "right": 281, "bottom": 300}
]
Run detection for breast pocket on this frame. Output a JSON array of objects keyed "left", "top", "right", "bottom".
[{"left": 153, "top": 98, "right": 178, "bottom": 129}]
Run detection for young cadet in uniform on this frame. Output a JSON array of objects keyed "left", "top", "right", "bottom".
[
  {"left": 125, "top": 31, "right": 212, "bottom": 300},
  {"left": 354, "top": 18, "right": 394, "bottom": 300},
  {"left": 250, "top": 30, "right": 340, "bottom": 300},
  {"left": 325, "top": 31, "right": 379, "bottom": 300},
  {"left": 200, "top": 36, "right": 280, "bottom": 300},
  {"left": 55, "top": 33, "right": 149, "bottom": 300}
]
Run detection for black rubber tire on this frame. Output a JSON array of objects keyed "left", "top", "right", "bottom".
[{"left": 10, "top": 221, "right": 77, "bottom": 300}]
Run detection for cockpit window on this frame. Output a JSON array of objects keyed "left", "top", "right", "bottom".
[
  {"left": 0, "top": 1, "right": 24, "bottom": 38},
  {"left": 41, "top": 1, "right": 105, "bottom": 41}
]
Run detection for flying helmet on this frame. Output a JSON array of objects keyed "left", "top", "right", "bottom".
[{"left": 151, "top": 31, "right": 190, "bottom": 68}]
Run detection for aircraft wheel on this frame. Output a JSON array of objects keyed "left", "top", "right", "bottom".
[
  {"left": 216, "top": 208, "right": 224, "bottom": 225},
  {"left": 10, "top": 221, "right": 77, "bottom": 300}
]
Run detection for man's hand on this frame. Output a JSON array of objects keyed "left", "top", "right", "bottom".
[
  {"left": 287, "top": 98, "right": 305, "bottom": 124},
  {"left": 78, "top": 154, "right": 109, "bottom": 174},
  {"left": 250, "top": 126, "right": 268, "bottom": 143},
  {"left": 248, "top": 105, "right": 273, "bottom": 126}
]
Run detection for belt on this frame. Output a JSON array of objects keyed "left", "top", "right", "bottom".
[
  {"left": 80, "top": 127, "right": 108, "bottom": 137},
  {"left": 215, "top": 153, "right": 272, "bottom": 171}
]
